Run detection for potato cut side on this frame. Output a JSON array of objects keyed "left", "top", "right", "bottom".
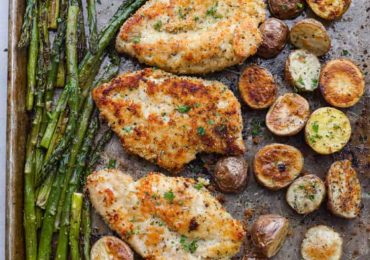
[
  {"left": 290, "top": 19, "right": 331, "bottom": 56},
  {"left": 306, "top": 0, "right": 351, "bottom": 20},
  {"left": 285, "top": 49, "right": 321, "bottom": 91},
  {"left": 301, "top": 225, "right": 343, "bottom": 260},
  {"left": 320, "top": 59, "right": 365, "bottom": 108},
  {"left": 91, "top": 236, "right": 134, "bottom": 260},
  {"left": 326, "top": 160, "right": 361, "bottom": 219},
  {"left": 286, "top": 174, "right": 326, "bottom": 214},
  {"left": 251, "top": 214, "right": 289, "bottom": 258},
  {"left": 305, "top": 107, "right": 351, "bottom": 154},
  {"left": 266, "top": 93, "right": 310, "bottom": 136},
  {"left": 239, "top": 65, "right": 277, "bottom": 109},
  {"left": 254, "top": 143, "right": 303, "bottom": 190}
]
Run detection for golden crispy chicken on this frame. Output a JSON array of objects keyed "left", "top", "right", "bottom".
[
  {"left": 86, "top": 169, "right": 246, "bottom": 259},
  {"left": 92, "top": 68, "right": 245, "bottom": 172},
  {"left": 116, "top": 0, "right": 266, "bottom": 74}
]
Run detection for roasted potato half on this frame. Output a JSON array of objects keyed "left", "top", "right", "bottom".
[
  {"left": 214, "top": 156, "right": 248, "bottom": 193},
  {"left": 257, "top": 18, "right": 289, "bottom": 59},
  {"left": 254, "top": 143, "right": 303, "bottom": 190},
  {"left": 320, "top": 59, "right": 365, "bottom": 108},
  {"left": 290, "top": 19, "right": 331, "bottom": 56},
  {"left": 306, "top": 0, "right": 351, "bottom": 20},
  {"left": 285, "top": 49, "right": 321, "bottom": 91},
  {"left": 251, "top": 214, "right": 289, "bottom": 258},
  {"left": 326, "top": 160, "right": 362, "bottom": 219},
  {"left": 286, "top": 174, "right": 326, "bottom": 214},
  {"left": 91, "top": 236, "right": 134, "bottom": 260},
  {"left": 268, "top": 0, "right": 305, "bottom": 19},
  {"left": 301, "top": 225, "right": 343, "bottom": 260},
  {"left": 266, "top": 93, "right": 310, "bottom": 136},
  {"left": 239, "top": 65, "right": 277, "bottom": 109},
  {"left": 305, "top": 107, "right": 351, "bottom": 154}
]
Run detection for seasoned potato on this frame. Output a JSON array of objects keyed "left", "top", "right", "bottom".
[
  {"left": 301, "top": 225, "right": 343, "bottom": 260},
  {"left": 91, "top": 236, "right": 134, "bottom": 260},
  {"left": 320, "top": 59, "right": 365, "bottom": 108},
  {"left": 238, "top": 65, "right": 277, "bottom": 109},
  {"left": 266, "top": 93, "right": 310, "bottom": 136},
  {"left": 306, "top": 0, "right": 351, "bottom": 20},
  {"left": 286, "top": 174, "right": 326, "bottom": 214},
  {"left": 254, "top": 143, "right": 303, "bottom": 190},
  {"left": 290, "top": 19, "right": 331, "bottom": 56},
  {"left": 257, "top": 18, "right": 289, "bottom": 59},
  {"left": 251, "top": 214, "right": 289, "bottom": 258},
  {"left": 268, "top": 0, "right": 305, "bottom": 20},
  {"left": 326, "top": 160, "right": 361, "bottom": 219},
  {"left": 285, "top": 49, "right": 321, "bottom": 91},
  {"left": 305, "top": 107, "right": 351, "bottom": 154},
  {"left": 214, "top": 156, "right": 248, "bottom": 193}
]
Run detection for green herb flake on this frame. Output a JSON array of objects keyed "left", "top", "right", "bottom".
[
  {"left": 342, "top": 49, "right": 350, "bottom": 56},
  {"left": 197, "top": 127, "right": 206, "bottom": 136},
  {"left": 122, "top": 126, "right": 132, "bottom": 133},
  {"left": 194, "top": 183, "right": 203, "bottom": 190},
  {"left": 312, "top": 121, "right": 319, "bottom": 133},
  {"left": 164, "top": 190, "right": 175, "bottom": 203},
  {"left": 311, "top": 78, "right": 318, "bottom": 88},
  {"left": 206, "top": 3, "right": 223, "bottom": 19},
  {"left": 176, "top": 105, "right": 191, "bottom": 113},
  {"left": 297, "top": 3, "right": 304, "bottom": 9},
  {"left": 153, "top": 20, "right": 162, "bottom": 31},
  {"left": 107, "top": 159, "right": 116, "bottom": 169},
  {"left": 308, "top": 194, "right": 315, "bottom": 201},
  {"left": 180, "top": 235, "right": 198, "bottom": 253},
  {"left": 251, "top": 119, "right": 262, "bottom": 137},
  {"left": 298, "top": 185, "right": 305, "bottom": 190},
  {"left": 194, "top": 103, "right": 201, "bottom": 108},
  {"left": 208, "top": 119, "right": 215, "bottom": 125},
  {"left": 297, "top": 76, "right": 305, "bottom": 86},
  {"left": 132, "top": 35, "right": 141, "bottom": 44},
  {"left": 178, "top": 8, "right": 185, "bottom": 19}
]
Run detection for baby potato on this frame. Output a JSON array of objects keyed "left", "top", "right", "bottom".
[
  {"left": 286, "top": 174, "right": 326, "bottom": 214},
  {"left": 301, "top": 225, "right": 343, "bottom": 260},
  {"left": 306, "top": 0, "right": 351, "bottom": 20},
  {"left": 238, "top": 65, "right": 277, "bottom": 109},
  {"left": 320, "top": 59, "right": 365, "bottom": 108},
  {"left": 254, "top": 143, "right": 303, "bottom": 190},
  {"left": 305, "top": 107, "right": 351, "bottom": 154},
  {"left": 91, "top": 236, "right": 134, "bottom": 260},
  {"left": 290, "top": 19, "right": 331, "bottom": 56},
  {"left": 268, "top": 0, "right": 305, "bottom": 20},
  {"left": 266, "top": 93, "right": 310, "bottom": 136},
  {"left": 257, "top": 18, "right": 289, "bottom": 59},
  {"left": 251, "top": 214, "right": 289, "bottom": 258},
  {"left": 326, "top": 160, "right": 361, "bottom": 219},
  {"left": 214, "top": 156, "right": 248, "bottom": 193},
  {"left": 285, "top": 49, "right": 321, "bottom": 91}
]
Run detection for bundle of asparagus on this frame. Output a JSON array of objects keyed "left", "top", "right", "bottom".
[{"left": 19, "top": 0, "right": 147, "bottom": 259}]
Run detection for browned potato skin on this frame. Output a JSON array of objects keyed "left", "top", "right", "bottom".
[
  {"left": 306, "top": 0, "right": 351, "bottom": 20},
  {"left": 251, "top": 214, "right": 289, "bottom": 258},
  {"left": 320, "top": 59, "right": 365, "bottom": 108},
  {"left": 214, "top": 156, "right": 248, "bottom": 193},
  {"left": 268, "top": 0, "right": 305, "bottom": 20},
  {"left": 239, "top": 65, "right": 277, "bottom": 109},
  {"left": 257, "top": 18, "right": 289, "bottom": 59},
  {"left": 91, "top": 236, "right": 134, "bottom": 260}
]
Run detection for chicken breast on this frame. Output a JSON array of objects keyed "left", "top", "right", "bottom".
[
  {"left": 92, "top": 68, "right": 245, "bottom": 172},
  {"left": 116, "top": 0, "right": 266, "bottom": 74},
  {"left": 86, "top": 169, "right": 246, "bottom": 259}
]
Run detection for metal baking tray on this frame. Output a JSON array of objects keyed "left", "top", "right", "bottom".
[{"left": 7, "top": 0, "right": 370, "bottom": 259}]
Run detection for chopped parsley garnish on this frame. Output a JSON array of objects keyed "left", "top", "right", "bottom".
[
  {"left": 153, "top": 20, "right": 162, "bottom": 31},
  {"left": 206, "top": 3, "right": 223, "bottom": 19},
  {"left": 178, "top": 8, "right": 185, "bottom": 19},
  {"left": 132, "top": 35, "right": 141, "bottom": 44},
  {"left": 308, "top": 194, "right": 315, "bottom": 201},
  {"left": 311, "top": 78, "right": 318, "bottom": 88},
  {"left": 122, "top": 126, "right": 132, "bottom": 133},
  {"left": 194, "top": 103, "right": 201, "bottom": 108},
  {"left": 176, "top": 105, "right": 191, "bottom": 113},
  {"left": 208, "top": 119, "right": 215, "bottom": 125},
  {"left": 251, "top": 119, "right": 262, "bottom": 137},
  {"left": 341, "top": 49, "right": 349, "bottom": 56},
  {"left": 333, "top": 124, "right": 341, "bottom": 130},
  {"left": 197, "top": 127, "right": 206, "bottom": 136},
  {"left": 107, "top": 159, "right": 116, "bottom": 169},
  {"left": 312, "top": 121, "right": 319, "bottom": 133},
  {"left": 194, "top": 16, "right": 200, "bottom": 21},
  {"left": 298, "top": 185, "right": 305, "bottom": 190},
  {"left": 180, "top": 235, "right": 198, "bottom": 253},
  {"left": 194, "top": 183, "right": 203, "bottom": 190},
  {"left": 164, "top": 190, "right": 175, "bottom": 203},
  {"left": 297, "top": 3, "right": 304, "bottom": 9},
  {"left": 297, "top": 76, "right": 304, "bottom": 86}
]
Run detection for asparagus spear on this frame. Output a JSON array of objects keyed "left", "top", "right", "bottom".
[
  {"left": 45, "top": 110, "right": 68, "bottom": 160},
  {"left": 77, "top": 0, "right": 88, "bottom": 63},
  {"left": 78, "top": 0, "right": 146, "bottom": 89},
  {"left": 38, "top": 154, "right": 69, "bottom": 260},
  {"left": 87, "top": 0, "right": 98, "bottom": 53},
  {"left": 69, "top": 193, "right": 84, "bottom": 260},
  {"left": 26, "top": 10, "right": 39, "bottom": 111},
  {"left": 18, "top": 0, "right": 35, "bottom": 48},
  {"left": 48, "top": 0, "right": 60, "bottom": 29}
]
